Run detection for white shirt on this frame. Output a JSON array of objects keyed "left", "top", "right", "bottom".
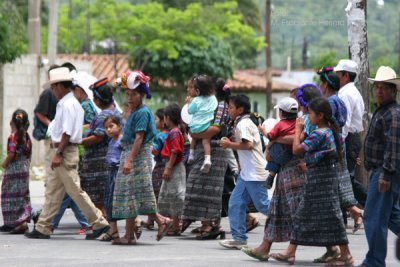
[
  {"left": 234, "top": 116, "right": 268, "bottom": 181},
  {"left": 338, "top": 82, "right": 365, "bottom": 138},
  {"left": 48, "top": 92, "right": 84, "bottom": 143}
]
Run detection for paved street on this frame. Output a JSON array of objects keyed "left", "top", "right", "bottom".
[{"left": 0, "top": 180, "right": 398, "bottom": 267}]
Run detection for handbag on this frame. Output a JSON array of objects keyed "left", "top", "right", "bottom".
[{"left": 32, "top": 116, "right": 48, "bottom": 141}]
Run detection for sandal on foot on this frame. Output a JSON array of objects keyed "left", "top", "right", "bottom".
[
  {"left": 166, "top": 229, "right": 181, "bottom": 236},
  {"left": 134, "top": 223, "right": 142, "bottom": 240},
  {"left": 112, "top": 235, "right": 136, "bottom": 245},
  {"left": 180, "top": 220, "right": 193, "bottom": 233},
  {"left": 241, "top": 247, "right": 269, "bottom": 261},
  {"left": 157, "top": 219, "right": 173, "bottom": 241},
  {"left": 270, "top": 253, "right": 295, "bottom": 265},
  {"left": 196, "top": 226, "right": 225, "bottom": 240},
  {"left": 191, "top": 226, "right": 201, "bottom": 234},
  {"left": 353, "top": 214, "right": 363, "bottom": 233},
  {"left": 314, "top": 250, "right": 341, "bottom": 263},
  {"left": 99, "top": 231, "right": 119, "bottom": 241},
  {"left": 246, "top": 216, "right": 260, "bottom": 233},
  {"left": 325, "top": 256, "right": 354, "bottom": 266}
]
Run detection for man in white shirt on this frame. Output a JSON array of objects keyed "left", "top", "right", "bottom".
[
  {"left": 334, "top": 59, "right": 367, "bottom": 220},
  {"left": 25, "top": 67, "right": 109, "bottom": 239}
]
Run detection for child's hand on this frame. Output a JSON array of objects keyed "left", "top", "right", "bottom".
[
  {"left": 186, "top": 96, "right": 192, "bottom": 104},
  {"left": 356, "top": 157, "right": 361, "bottom": 166},
  {"left": 219, "top": 137, "right": 230, "bottom": 149},
  {"left": 122, "top": 158, "right": 133, "bottom": 175},
  {"left": 296, "top": 160, "right": 307, "bottom": 173},
  {"left": 162, "top": 167, "right": 172, "bottom": 181},
  {"left": 1, "top": 161, "right": 8, "bottom": 169},
  {"left": 295, "top": 118, "right": 304, "bottom": 133},
  {"left": 258, "top": 125, "right": 266, "bottom": 136}
]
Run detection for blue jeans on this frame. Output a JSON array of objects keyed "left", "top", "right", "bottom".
[
  {"left": 52, "top": 194, "right": 90, "bottom": 228},
  {"left": 228, "top": 176, "right": 270, "bottom": 243},
  {"left": 266, "top": 143, "right": 292, "bottom": 173},
  {"left": 363, "top": 169, "right": 400, "bottom": 267}
]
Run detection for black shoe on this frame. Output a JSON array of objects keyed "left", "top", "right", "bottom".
[
  {"left": 31, "top": 209, "right": 41, "bottom": 225},
  {"left": 266, "top": 175, "right": 275, "bottom": 189},
  {"left": 0, "top": 225, "right": 14, "bottom": 232},
  {"left": 25, "top": 229, "right": 50, "bottom": 239},
  {"left": 85, "top": 225, "right": 110, "bottom": 240}
]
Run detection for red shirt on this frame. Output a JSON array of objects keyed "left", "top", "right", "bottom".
[
  {"left": 161, "top": 127, "right": 185, "bottom": 165},
  {"left": 267, "top": 119, "right": 296, "bottom": 150}
]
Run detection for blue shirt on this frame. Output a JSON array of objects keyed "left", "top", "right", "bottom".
[
  {"left": 122, "top": 105, "right": 157, "bottom": 145},
  {"left": 106, "top": 137, "right": 122, "bottom": 167}
]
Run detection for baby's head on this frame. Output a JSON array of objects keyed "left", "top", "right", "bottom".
[
  {"left": 192, "top": 74, "right": 214, "bottom": 96},
  {"left": 275, "top": 97, "right": 298, "bottom": 120}
]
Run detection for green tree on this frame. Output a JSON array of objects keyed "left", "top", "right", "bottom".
[{"left": 0, "top": 1, "right": 27, "bottom": 63}]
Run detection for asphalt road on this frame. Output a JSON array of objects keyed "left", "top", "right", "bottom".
[{"left": 0, "top": 180, "right": 398, "bottom": 267}]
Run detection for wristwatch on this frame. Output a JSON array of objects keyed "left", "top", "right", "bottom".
[{"left": 56, "top": 148, "right": 63, "bottom": 156}]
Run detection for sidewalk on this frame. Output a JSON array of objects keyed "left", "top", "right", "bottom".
[{"left": 0, "top": 180, "right": 398, "bottom": 267}]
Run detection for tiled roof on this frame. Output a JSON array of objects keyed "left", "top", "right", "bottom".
[
  {"left": 229, "top": 69, "right": 298, "bottom": 92},
  {"left": 56, "top": 54, "right": 298, "bottom": 92},
  {"left": 57, "top": 54, "right": 130, "bottom": 82}
]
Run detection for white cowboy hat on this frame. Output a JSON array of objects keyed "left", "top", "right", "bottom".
[
  {"left": 334, "top": 59, "right": 358, "bottom": 74},
  {"left": 42, "top": 67, "right": 73, "bottom": 89},
  {"left": 368, "top": 66, "right": 400, "bottom": 90}
]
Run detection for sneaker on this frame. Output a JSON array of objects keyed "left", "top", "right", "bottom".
[
  {"left": 24, "top": 229, "right": 51, "bottom": 239},
  {"left": 85, "top": 225, "right": 110, "bottom": 240},
  {"left": 200, "top": 161, "right": 211, "bottom": 173},
  {"left": 219, "top": 239, "right": 247, "bottom": 249},
  {"left": 77, "top": 226, "right": 92, "bottom": 235}
]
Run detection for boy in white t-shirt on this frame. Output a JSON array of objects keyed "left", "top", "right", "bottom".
[{"left": 219, "top": 94, "right": 270, "bottom": 249}]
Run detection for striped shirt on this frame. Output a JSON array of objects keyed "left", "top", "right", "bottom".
[{"left": 364, "top": 101, "right": 400, "bottom": 181}]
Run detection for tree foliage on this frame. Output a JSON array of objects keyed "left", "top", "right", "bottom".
[
  {"left": 0, "top": 1, "right": 27, "bottom": 64},
  {"left": 54, "top": 0, "right": 263, "bottom": 85}
]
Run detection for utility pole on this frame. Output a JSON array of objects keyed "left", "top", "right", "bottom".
[
  {"left": 48, "top": 0, "right": 59, "bottom": 65},
  {"left": 265, "top": 0, "right": 272, "bottom": 118},
  {"left": 346, "top": 0, "right": 369, "bottom": 185},
  {"left": 28, "top": 0, "right": 41, "bottom": 54}
]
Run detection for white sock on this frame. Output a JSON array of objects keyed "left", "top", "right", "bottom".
[
  {"left": 204, "top": 155, "right": 211, "bottom": 163},
  {"left": 187, "top": 149, "right": 195, "bottom": 163}
]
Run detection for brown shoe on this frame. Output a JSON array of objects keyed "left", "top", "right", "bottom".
[{"left": 9, "top": 223, "right": 28, "bottom": 234}]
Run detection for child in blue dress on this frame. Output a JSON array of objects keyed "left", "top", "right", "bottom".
[
  {"left": 100, "top": 115, "right": 123, "bottom": 241},
  {"left": 186, "top": 74, "right": 218, "bottom": 173}
]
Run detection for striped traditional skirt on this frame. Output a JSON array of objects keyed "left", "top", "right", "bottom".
[
  {"left": 183, "top": 143, "right": 229, "bottom": 222},
  {"left": 112, "top": 143, "right": 157, "bottom": 219},
  {"left": 337, "top": 161, "right": 357, "bottom": 209},
  {"left": 158, "top": 162, "right": 186, "bottom": 217},
  {"left": 264, "top": 157, "right": 307, "bottom": 242},
  {"left": 80, "top": 145, "right": 109, "bottom": 205},
  {"left": 291, "top": 159, "right": 348, "bottom": 246},
  {"left": 1, "top": 157, "right": 32, "bottom": 227},
  {"left": 151, "top": 157, "right": 165, "bottom": 200}
]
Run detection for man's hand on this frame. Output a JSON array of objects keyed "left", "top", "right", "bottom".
[
  {"left": 122, "top": 158, "right": 133, "bottom": 175},
  {"left": 162, "top": 167, "right": 172, "bottom": 181},
  {"left": 378, "top": 178, "right": 391, "bottom": 192},
  {"left": 219, "top": 137, "right": 230, "bottom": 149},
  {"left": 51, "top": 154, "right": 62, "bottom": 170}
]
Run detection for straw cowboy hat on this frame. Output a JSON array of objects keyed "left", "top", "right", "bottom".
[
  {"left": 368, "top": 66, "right": 400, "bottom": 90},
  {"left": 42, "top": 67, "right": 73, "bottom": 89}
]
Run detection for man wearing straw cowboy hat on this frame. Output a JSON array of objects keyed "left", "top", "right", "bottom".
[
  {"left": 25, "top": 67, "right": 110, "bottom": 240},
  {"left": 358, "top": 66, "right": 400, "bottom": 267}
]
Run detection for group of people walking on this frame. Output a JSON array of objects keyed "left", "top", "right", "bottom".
[{"left": 0, "top": 59, "right": 399, "bottom": 266}]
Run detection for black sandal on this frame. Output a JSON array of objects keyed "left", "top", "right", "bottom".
[
  {"left": 180, "top": 220, "right": 193, "bottom": 233},
  {"left": 196, "top": 226, "right": 225, "bottom": 240},
  {"left": 99, "top": 231, "right": 119, "bottom": 241}
]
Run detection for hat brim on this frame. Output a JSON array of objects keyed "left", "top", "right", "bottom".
[
  {"left": 367, "top": 78, "right": 400, "bottom": 90},
  {"left": 42, "top": 78, "right": 73, "bottom": 89}
]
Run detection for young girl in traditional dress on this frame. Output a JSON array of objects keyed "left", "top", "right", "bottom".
[
  {"left": 270, "top": 97, "right": 354, "bottom": 266},
  {"left": 112, "top": 71, "right": 172, "bottom": 245},
  {"left": 158, "top": 103, "right": 186, "bottom": 235},
  {"left": 100, "top": 115, "right": 123, "bottom": 241},
  {"left": 146, "top": 108, "right": 168, "bottom": 230},
  {"left": 1, "top": 109, "right": 32, "bottom": 234}
]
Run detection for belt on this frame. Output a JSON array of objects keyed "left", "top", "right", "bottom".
[{"left": 50, "top": 142, "right": 79, "bottom": 149}]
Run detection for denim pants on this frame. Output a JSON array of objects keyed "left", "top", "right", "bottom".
[
  {"left": 228, "top": 176, "right": 270, "bottom": 243},
  {"left": 363, "top": 169, "right": 400, "bottom": 267},
  {"left": 52, "top": 193, "right": 90, "bottom": 228},
  {"left": 266, "top": 143, "right": 292, "bottom": 173}
]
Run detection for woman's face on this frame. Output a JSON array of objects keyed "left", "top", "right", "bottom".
[
  {"left": 319, "top": 80, "right": 328, "bottom": 97},
  {"left": 72, "top": 86, "right": 87, "bottom": 103},
  {"left": 155, "top": 115, "right": 164, "bottom": 130},
  {"left": 125, "top": 89, "right": 143, "bottom": 110},
  {"left": 187, "top": 80, "right": 199, "bottom": 97}
]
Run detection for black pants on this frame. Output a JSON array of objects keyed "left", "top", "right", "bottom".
[{"left": 342, "top": 133, "right": 368, "bottom": 225}]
